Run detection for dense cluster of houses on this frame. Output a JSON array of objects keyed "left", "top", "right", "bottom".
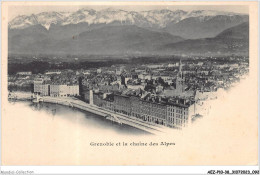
[{"left": 27, "top": 58, "right": 248, "bottom": 128}]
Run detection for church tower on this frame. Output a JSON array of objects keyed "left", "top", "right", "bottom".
[{"left": 176, "top": 59, "right": 185, "bottom": 94}]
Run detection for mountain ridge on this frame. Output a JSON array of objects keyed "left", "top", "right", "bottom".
[
  {"left": 8, "top": 24, "right": 184, "bottom": 55},
  {"left": 160, "top": 22, "right": 249, "bottom": 55},
  {"left": 8, "top": 22, "right": 249, "bottom": 56},
  {"left": 9, "top": 8, "right": 248, "bottom": 31},
  {"left": 8, "top": 9, "right": 249, "bottom": 56}
]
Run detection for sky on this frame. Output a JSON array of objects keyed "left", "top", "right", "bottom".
[{"left": 8, "top": 5, "right": 249, "bottom": 21}]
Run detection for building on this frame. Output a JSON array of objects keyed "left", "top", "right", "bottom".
[
  {"left": 116, "top": 67, "right": 124, "bottom": 75},
  {"left": 68, "top": 85, "right": 79, "bottom": 96},
  {"left": 166, "top": 99, "right": 195, "bottom": 128},
  {"left": 93, "top": 92, "right": 103, "bottom": 107},
  {"left": 89, "top": 90, "right": 93, "bottom": 105},
  {"left": 156, "top": 85, "right": 163, "bottom": 93},
  {"left": 34, "top": 78, "right": 44, "bottom": 93},
  {"left": 137, "top": 97, "right": 167, "bottom": 125},
  {"left": 45, "top": 70, "right": 61, "bottom": 75},
  {"left": 40, "top": 84, "right": 50, "bottom": 96},
  {"left": 49, "top": 84, "right": 79, "bottom": 97},
  {"left": 86, "top": 89, "right": 195, "bottom": 128},
  {"left": 59, "top": 85, "right": 69, "bottom": 97},
  {"left": 150, "top": 101, "right": 167, "bottom": 125},
  {"left": 50, "top": 85, "right": 61, "bottom": 97},
  {"left": 114, "top": 94, "right": 131, "bottom": 116},
  {"left": 127, "top": 84, "right": 145, "bottom": 90},
  {"left": 103, "top": 94, "right": 114, "bottom": 111},
  {"left": 33, "top": 78, "right": 50, "bottom": 96},
  {"left": 130, "top": 96, "right": 141, "bottom": 119},
  {"left": 160, "top": 76, "right": 172, "bottom": 82},
  {"left": 147, "top": 64, "right": 164, "bottom": 69},
  {"left": 83, "top": 89, "right": 90, "bottom": 103},
  {"left": 34, "top": 84, "right": 50, "bottom": 96},
  {"left": 17, "top": 71, "right": 32, "bottom": 75},
  {"left": 139, "top": 100, "right": 151, "bottom": 122},
  {"left": 97, "top": 68, "right": 102, "bottom": 73}
]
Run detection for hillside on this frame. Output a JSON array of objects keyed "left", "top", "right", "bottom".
[
  {"left": 161, "top": 22, "right": 249, "bottom": 56},
  {"left": 8, "top": 25, "right": 184, "bottom": 55}
]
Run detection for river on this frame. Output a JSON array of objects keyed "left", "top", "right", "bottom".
[{"left": 9, "top": 100, "right": 149, "bottom": 136}]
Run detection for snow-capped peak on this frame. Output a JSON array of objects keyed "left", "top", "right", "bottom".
[
  {"left": 187, "top": 10, "right": 240, "bottom": 17},
  {"left": 8, "top": 8, "right": 246, "bottom": 30}
]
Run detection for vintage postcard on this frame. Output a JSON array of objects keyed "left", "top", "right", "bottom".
[{"left": 1, "top": 1, "right": 258, "bottom": 166}]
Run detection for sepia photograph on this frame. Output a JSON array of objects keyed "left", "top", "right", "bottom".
[{"left": 1, "top": 1, "right": 259, "bottom": 170}]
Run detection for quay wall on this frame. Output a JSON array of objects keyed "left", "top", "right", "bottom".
[{"left": 8, "top": 92, "right": 163, "bottom": 134}]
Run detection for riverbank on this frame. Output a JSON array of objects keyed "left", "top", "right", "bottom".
[{"left": 8, "top": 92, "right": 166, "bottom": 134}]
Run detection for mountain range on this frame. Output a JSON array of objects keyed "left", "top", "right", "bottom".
[
  {"left": 161, "top": 22, "right": 249, "bottom": 55},
  {"left": 8, "top": 8, "right": 249, "bottom": 56}
]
